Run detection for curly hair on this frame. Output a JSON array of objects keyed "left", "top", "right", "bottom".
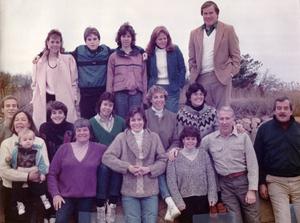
[
  {"left": 43, "top": 29, "right": 65, "bottom": 53},
  {"left": 115, "top": 22, "right": 136, "bottom": 47}
]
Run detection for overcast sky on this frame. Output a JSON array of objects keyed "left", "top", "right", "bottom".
[{"left": 1, "top": 0, "right": 300, "bottom": 83}]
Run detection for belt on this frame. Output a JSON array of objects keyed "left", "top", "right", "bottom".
[{"left": 221, "top": 171, "right": 247, "bottom": 178}]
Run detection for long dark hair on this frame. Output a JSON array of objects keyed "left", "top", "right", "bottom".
[{"left": 9, "top": 109, "right": 37, "bottom": 135}]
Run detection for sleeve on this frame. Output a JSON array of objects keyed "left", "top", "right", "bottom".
[
  {"left": 102, "top": 134, "right": 131, "bottom": 174},
  {"left": 106, "top": 54, "right": 115, "bottom": 93},
  {"left": 65, "top": 47, "right": 78, "bottom": 59},
  {"left": 141, "top": 60, "right": 148, "bottom": 104},
  {"left": 47, "top": 145, "right": 64, "bottom": 197},
  {"left": 0, "top": 139, "right": 28, "bottom": 182},
  {"left": 37, "top": 155, "right": 47, "bottom": 175},
  {"left": 167, "top": 115, "right": 180, "bottom": 151},
  {"left": 31, "top": 64, "right": 38, "bottom": 104},
  {"left": 166, "top": 159, "right": 185, "bottom": 208},
  {"left": 135, "top": 45, "right": 145, "bottom": 54},
  {"left": 69, "top": 56, "right": 78, "bottom": 102},
  {"left": 244, "top": 134, "right": 259, "bottom": 191},
  {"left": 176, "top": 111, "right": 184, "bottom": 137},
  {"left": 148, "top": 134, "right": 167, "bottom": 178},
  {"left": 253, "top": 126, "right": 267, "bottom": 186},
  {"left": 188, "top": 30, "right": 198, "bottom": 83},
  {"left": 175, "top": 46, "right": 186, "bottom": 88},
  {"left": 37, "top": 138, "right": 50, "bottom": 174},
  {"left": 228, "top": 26, "right": 241, "bottom": 76},
  {"left": 204, "top": 151, "right": 218, "bottom": 203}
]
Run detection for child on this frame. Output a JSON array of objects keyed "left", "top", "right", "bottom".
[
  {"left": 5, "top": 129, "right": 51, "bottom": 215},
  {"left": 34, "top": 27, "right": 146, "bottom": 120},
  {"left": 166, "top": 126, "right": 218, "bottom": 223}
]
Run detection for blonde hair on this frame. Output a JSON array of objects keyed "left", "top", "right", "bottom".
[{"left": 18, "top": 128, "right": 35, "bottom": 143}]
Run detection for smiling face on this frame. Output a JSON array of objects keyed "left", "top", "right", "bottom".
[
  {"left": 217, "top": 110, "right": 234, "bottom": 137},
  {"left": 1, "top": 99, "right": 18, "bottom": 121},
  {"left": 47, "top": 36, "right": 62, "bottom": 54},
  {"left": 19, "top": 133, "right": 35, "bottom": 149},
  {"left": 202, "top": 5, "right": 218, "bottom": 30},
  {"left": 190, "top": 90, "right": 205, "bottom": 107},
  {"left": 155, "top": 32, "right": 168, "bottom": 49},
  {"left": 85, "top": 34, "right": 100, "bottom": 51},
  {"left": 273, "top": 100, "right": 293, "bottom": 123},
  {"left": 14, "top": 112, "right": 31, "bottom": 134},
  {"left": 50, "top": 109, "right": 66, "bottom": 124},
  {"left": 75, "top": 127, "right": 90, "bottom": 143},
  {"left": 182, "top": 136, "right": 198, "bottom": 150},
  {"left": 99, "top": 100, "right": 114, "bottom": 118},
  {"left": 129, "top": 113, "right": 144, "bottom": 133},
  {"left": 151, "top": 92, "right": 165, "bottom": 110},
  {"left": 120, "top": 31, "right": 132, "bottom": 48}
]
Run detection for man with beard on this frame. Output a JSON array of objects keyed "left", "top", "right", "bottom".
[{"left": 254, "top": 96, "right": 300, "bottom": 222}]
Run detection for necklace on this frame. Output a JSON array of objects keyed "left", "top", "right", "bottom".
[{"left": 48, "top": 58, "right": 57, "bottom": 69}]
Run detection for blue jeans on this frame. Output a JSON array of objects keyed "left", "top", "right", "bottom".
[
  {"left": 56, "top": 197, "right": 94, "bottom": 223},
  {"left": 158, "top": 85, "right": 180, "bottom": 114},
  {"left": 97, "top": 163, "right": 122, "bottom": 205},
  {"left": 122, "top": 195, "right": 158, "bottom": 223},
  {"left": 114, "top": 90, "right": 142, "bottom": 119},
  {"left": 158, "top": 173, "right": 171, "bottom": 200}
]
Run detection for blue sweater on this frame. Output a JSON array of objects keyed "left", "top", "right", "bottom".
[{"left": 147, "top": 45, "right": 186, "bottom": 92}]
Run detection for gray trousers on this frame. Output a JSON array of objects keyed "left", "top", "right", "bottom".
[{"left": 219, "top": 174, "right": 261, "bottom": 223}]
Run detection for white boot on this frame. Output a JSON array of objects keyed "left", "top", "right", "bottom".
[
  {"left": 164, "top": 208, "right": 174, "bottom": 222},
  {"left": 165, "top": 197, "right": 181, "bottom": 220},
  {"left": 97, "top": 206, "right": 106, "bottom": 223}
]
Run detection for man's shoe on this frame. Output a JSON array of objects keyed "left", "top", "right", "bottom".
[
  {"left": 106, "top": 201, "right": 116, "bottom": 222},
  {"left": 97, "top": 206, "right": 106, "bottom": 223},
  {"left": 17, "top": 202, "right": 25, "bottom": 215}
]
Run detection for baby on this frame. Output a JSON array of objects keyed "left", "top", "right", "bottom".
[{"left": 5, "top": 128, "right": 51, "bottom": 215}]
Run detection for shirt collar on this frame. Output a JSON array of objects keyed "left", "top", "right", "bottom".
[
  {"left": 215, "top": 126, "right": 238, "bottom": 138},
  {"left": 200, "top": 21, "right": 218, "bottom": 30}
]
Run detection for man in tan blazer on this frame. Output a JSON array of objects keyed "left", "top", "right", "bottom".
[{"left": 189, "top": 1, "right": 241, "bottom": 110}]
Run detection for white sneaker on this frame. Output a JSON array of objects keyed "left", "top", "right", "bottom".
[
  {"left": 97, "top": 206, "right": 106, "bottom": 223},
  {"left": 44, "top": 218, "right": 49, "bottom": 223},
  {"left": 43, "top": 199, "right": 51, "bottom": 210},
  {"left": 164, "top": 208, "right": 174, "bottom": 222},
  {"left": 49, "top": 218, "right": 56, "bottom": 223},
  {"left": 106, "top": 201, "right": 116, "bottom": 222},
  {"left": 169, "top": 204, "right": 181, "bottom": 219},
  {"left": 17, "top": 202, "right": 25, "bottom": 215}
]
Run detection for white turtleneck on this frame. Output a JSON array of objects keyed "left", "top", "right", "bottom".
[
  {"left": 131, "top": 129, "right": 144, "bottom": 148},
  {"left": 180, "top": 146, "right": 199, "bottom": 161},
  {"left": 155, "top": 47, "right": 169, "bottom": 85}
]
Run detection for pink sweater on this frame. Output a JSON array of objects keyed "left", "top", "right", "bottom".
[{"left": 47, "top": 142, "right": 106, "bottom": 198}]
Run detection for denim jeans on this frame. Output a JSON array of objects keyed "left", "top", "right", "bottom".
[
  {"left": 122, "top": 195, "right": 158, "bottom": 223},
  {"left": 56, "top": 197, "right": 94, "bottom": 223},
  {"left": 114, "top": 90, "right": 142, "bottom": 119},
  {"left": 158, "top": 85, "right": 180, "bottom": 114},
  {"left": 158, "top": 173, "right": 171, "bottom": 200},
  {"left": 96, "top": 163, "right": 122, "bottom": 206}
]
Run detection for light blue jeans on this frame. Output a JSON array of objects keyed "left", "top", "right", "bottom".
[
  {"left": 114, "top": 90, "right": 142, "bottom": 120},
  {"left": 158, "top": 173, "right": 171, "bottom": 200},
  {"left": 122, "top": 195, "right": 158, "bottom": 223}
]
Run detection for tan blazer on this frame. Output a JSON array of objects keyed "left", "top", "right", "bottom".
[{"left": 188, "top": 21, "right": 241, "bottom": 85}]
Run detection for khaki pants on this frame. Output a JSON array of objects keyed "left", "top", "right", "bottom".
[
  {"left": 196, "top": 71, "right": 231, "bottom": 110},
  {"left": 266, "top": 174, "right": 300, "bottom": 223}
]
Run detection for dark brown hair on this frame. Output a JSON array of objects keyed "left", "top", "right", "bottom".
[{"left": 115, "top": 22, "right": 136, "bottom": 47}]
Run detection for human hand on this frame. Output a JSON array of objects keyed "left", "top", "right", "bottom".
[
  {"left": 245, "top": 190, "right": 256, "bottom": 204},
  {"left": 28, "top": 169, "right": 40, "bottom": 182},
  {"left": 32, "top": 56, "right": 40, "bottom": 64},
  {"left": 40, "top": 174, "right": 46, "bottom": 182},
  {"left": 167, "top": 148, "right": 178, "bottom": 161},
  {"left": 138, "top": 166, "right": 150, "bottom": 176},
  {"left": 259, "top": 184, "right": 269, "bottom": 200},
  {"left": 53, "top": 195, "right": 65, "bottom": 210},
  {"left": 209, "top": 201, "right": 217, "bottom": 207},
  {"left": 178, "top": 206, "right": 186, "bottom": 211},
  {"left": 5, "top": 155, "right": 12, "bottom": 162},
  {"left": 128, "top": 165, "right": 140, "bottom": 176},
  {"left": 142, "top": 52, "right": 148, "bottom": 61}
]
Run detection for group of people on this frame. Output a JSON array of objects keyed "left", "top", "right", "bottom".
[{"left": 1, "top": 1, "right": 299, "bottom": 223}]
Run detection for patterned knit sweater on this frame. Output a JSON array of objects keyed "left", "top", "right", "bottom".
[
  {"left": 176, "top": 104, "right": 219, "bottom": 138},
  {"left": 166, "top": 149, "right": 218, "bottom": 208}
]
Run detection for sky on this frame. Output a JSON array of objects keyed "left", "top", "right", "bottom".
[{"left": 1, "top": 0, "right": 300, "bottom": 83}]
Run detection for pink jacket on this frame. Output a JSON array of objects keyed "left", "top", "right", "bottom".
[
  {"left": 106, "top": 48, "right": 147, "bottom": 104},
  {"left": 31, "top": 51, "right": 78, "bottom": 129},
  {"left": 188, "top": 21, "right": 241, "bottom": 85}
]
